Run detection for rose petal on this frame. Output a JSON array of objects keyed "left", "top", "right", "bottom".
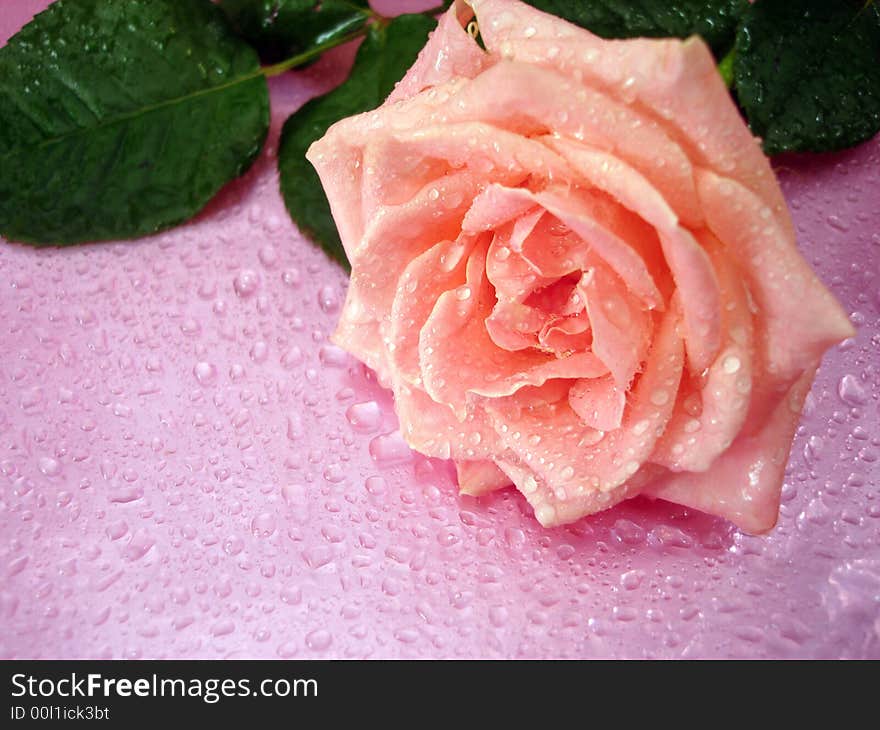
[
  {"left": 484, "top": 207, "right": 547, "bottom": 302},
  {"left": 388, "top": 234, "right": 481, "bottom": 384},
  {"left": 393, "top": 379, "right": 498, "bottom": 461},
  {"left": 462, "top": 184, "right": 542, "bottom": 233},
  {"left": 311, "top": 121, "right": 570, "bottom": 326},
  {"left": 578, "top": 263, "right": 652, "bottom": 387},
  {"left": 332, "top": 302, "right": 392, "bottom": 386},
  {"left": 542, "top": 137, "right": 721, "bottom": 373},
  {"left": 364, "top": 121, "right": 572, "bottom": 206},
  {"left": 469, "top": 0, "right": 786, "bottom": 223},
  {"left": 526, "top": 190, "right": 669, "bottom": 310},
  {"left": 569, "top": 374, "right": 626, "bottom": 432},
  {"left": 386, "top": 5, "right": 492, "bottom": 105},
  {"left": 696, "top": 169, "right": 855, "bottom": 384},
  {"left": 471, "top": 184, "right": 665, "bottom": 309},
  {"left": 338, "top": 168, "right": 479, "bottom": 321},
  {"left": 485, "top": 300, "right": 544, "bottom": 351},
  {"left": 644, "top": 366, "right": 818, "bottom": 534},
  {"left": 486, "top": 302, "right": 684, "bottom": 526},
  {"left": 363, "top": 49, "right": 704, "bottom": 225},
  {"left": 538, "top": 312, "right": 592, "bottom": 355},
  {"left": 419, "top": 241, "right": 608, "bottom": 415},
  {"left": 456, "top": 459, "right": 511, "bottom": 496},
  {"left": 652, "top": 232, "right": 754, "bottom": 471}
]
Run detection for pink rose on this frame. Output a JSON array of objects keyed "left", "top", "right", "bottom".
[{"left": 307, "top": 0, "right": 854, "bottom": 533}]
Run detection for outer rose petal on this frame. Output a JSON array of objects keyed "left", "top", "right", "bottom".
[
  {"left": 458, "top": 60, "right": 705, "bottom": 227},
  {"left": 696, "top": 169, "right": 855, "bottom": 383},
  {"left": 333, "top": 294, "right": 393, "bottom": 386},
  {"left": 486, "top": 302, "right": 685, "bottom": 527},
  {"left": 314, "top": 121, "right": 571, "bottom": 326},
  {"left": 651, "top": 232, "right": 754, "bottom": 472},
  {"left": 644, "top": 366, "right": 819, "bottom": 534},
  {"left": 469, "top": 0, "right": 789, "bottom": 222},
  {"left": 456, "top": 459, "right": 511, "bottom": 496},
  {"left": 388, "top": 234, "right": 480, "bottom": 384},
  {"left": 365, "top": 54, "right": 703, "bottom": 227},
  {"left": 392, "top": 380, "right": 499, "bottom": 461},
  {"left": 329, "top": 169, "right": 478, "bottom": 382},
  {"left": 386, "top": 5, "right": 492, "bottom": 104},
  {"left": 361, "top": 122, "right": 572, "bottom": 213}
]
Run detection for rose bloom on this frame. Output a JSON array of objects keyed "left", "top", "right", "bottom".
[{"left": 308, "top": 0, "right": 854, "bottom": 533}]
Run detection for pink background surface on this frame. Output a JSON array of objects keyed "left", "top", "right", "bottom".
[{"left": 1, "top": 1, "right": 878, "bottom": 659}]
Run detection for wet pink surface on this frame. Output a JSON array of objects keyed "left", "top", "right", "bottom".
[{"left": 1, "top": 2, "right": 878, "bottom": 659}]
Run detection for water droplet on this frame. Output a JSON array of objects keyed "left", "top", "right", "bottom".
[
  {"left": 223, "top": 536, "right": 244, "bottom": 556},
  {"left": 838, "top": 374, "right": 867, "bottom": 405},
  {"left": 346, "top": 401, "right": 382, "bottom": 433},
  {"left": 193, "top": 361, "right": 217, "bottom": 385},
  {"left": 305, "top": 628, "right": 332, "bottom": 651},
  {"left": 258, "top": 244, "right": 278, "bottom": 268},
  {"left": 250, "top": 341, "right": 268, "bottom": 363},
  {"left": 233, "top": 269, "right": 260, "bottom": 297},
  {"left": 620, "top": 569, "right": 645, "bottom": 590},
  {"left": 282, "top": 268, "right": 301, "bottom": 287},
  {"left": 722, "top": 355, "right": 741, "bottom": 374},
  {"left": 281, "top": 585, "right": 302, "bottom": 605},
  {"left": 650, "top": 389, "right": 670, "bottom": 406},
  {"left": 280, "top": 347, "right": 303, "bottom": 369},
  {"left": 211, "top": 620, "right": 235, "bottom": 637},
  {"left": 318, "top": 285, "right": 339, "bottom": 313},
  {"left": 38, "top": 456, "right": 62, "bottom": 477},
  {"left": 369, "top": 431, "right": 413, "bottom": 465},
  {"left": 276, "top": 640, "right": 298, "bottom": 658},
  {"left": 121, "top": 529, "right": 155, "bottom": 562},
  {"left": 251, "top": 512, "right": 276, "bottom": 538}
]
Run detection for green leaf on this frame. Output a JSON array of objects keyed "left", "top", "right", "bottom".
[
  {"left": 734, "top": 0, "right": 880, "bottom": 155},
  {"left": 0, "top": 0, "right": 269, "bottom": 246},
  {"left": 278, "top": 13, "right": 436, "bottom": 268},
  {"left": 522, "top": 0, "right": 747, "bottom": 57},
  {"left": 219, "top": 0, "right": 373, "bottom": 63}
]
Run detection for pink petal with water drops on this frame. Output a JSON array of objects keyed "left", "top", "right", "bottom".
[
  {"left": 392, "top": 379, "right": 498, "bottom": 461},
  {"left": 484, "top": 300, "right": 544, "bottom": 351},
  {"left": 386, "top": 4, "right": 493, "bottom": 105},
  {"left": 543, "top": 137, "right": 721, "bottom": 373},
  {"left": 333, "top": 302, "right": 393, "bottom": 387},
  {"left": 578, "top": 263, "right": 652, "bottom": 388},
  {"left": 696, "top": 169, "right": 855, "bottom": 385},
  {"left": 644, "top": 366, "right": 819, "bottom": 534},
  {"left": 485, "top": 303, "right": 684, "bottom": 526},
  {"left": 569, "top": 374, "right": 626, "bottom": 432},
  {"left": 470, "top": 184, "right": 664, "bottom": 310},
  {"left": 419, "top": 240, "right": 607, "bottom": 415},
  {"left": 469, "top": 0, "right": 787, "bottom": 220},
  {"left": 652, "top": 232, "right": 754, "bottom": 472},
  {"left": 388, "top": 233, "right": 479, "bottom": 384},
  {"left": 462, "top": 183, "right": 542, "bottom": 234},
  {"left": 455, "top": 459, "right": 511, "bottom": 496},
  {"left": 529, "top": 188, "right": 665, "bottom": 310},
  {"left": 538, "top": 312, "right": 592, "bottom": 355}
]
